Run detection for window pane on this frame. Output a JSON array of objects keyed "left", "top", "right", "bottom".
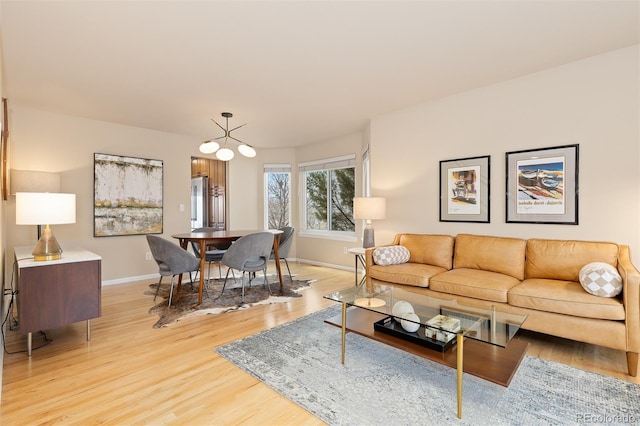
[
  {"left": 303, "top": 166, "right": 355, "bottom": 233},
  {"left": 329, "top": 168, "right": 355, "bottom": 231},
  {"left": 266, "top": 172, "right": 290, "bottom": 229},
  {"left": 306, "top": 170, "right": 328, "bottom": 230}
]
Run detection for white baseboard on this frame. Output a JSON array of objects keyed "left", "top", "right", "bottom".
[
  {"left": 102, "top": 273, "right": 158, "bottom": 286},
  {"left": 101, "top": 258, "right": 355, "bottom": 287},
  {"left": 295, "top": 258, "right": 355, "bottom": 273}
]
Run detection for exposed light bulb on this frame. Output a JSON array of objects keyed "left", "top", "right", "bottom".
[
  {"left": 199, "top": 140, "right": 220, "bottom": 154},
  {"left": 238, "top": 144, "right": 256, "bottom": 158},
  {"left": 216, "top": 147, "right": 234, "bottom": 161}
]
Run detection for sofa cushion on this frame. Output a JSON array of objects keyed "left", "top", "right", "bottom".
[
  {"left": 373, "top": 245, "right": 410, "bottom": 266},
  {"left": 525, "top": 239, "right": 619, "bottom": 281},
  {"left": 508, "top": 278, "right": 625, "bottom": 320},
  {"left": 579, "top": 262, "right": 623, "bottom": 297},
  {"left": 394, "top": 234, "right": 454, "bottom": 270},
  {"left": 453, "top": 234, "right": 526, "bottom": 280},
  {"left": 429, "top": 268, "right": 521, "bottom": 303},
  {"left": 368, "top": 263, "right": 447, "bottom": 287}
]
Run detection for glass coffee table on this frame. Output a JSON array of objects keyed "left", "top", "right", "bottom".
[{"left": 324, "top": 280, "right": 528, "bottom": 419}]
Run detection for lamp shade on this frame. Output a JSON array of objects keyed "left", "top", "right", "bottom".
[
  {"left": 199, "top": 140, "right": 220, "bottom": 154},
  {"left": 216, "top": 147, "right": 235, "bottom": 161},
  {"left": 10, "top": 169, "right": 61, "bottom": 194},
  {"left": 238, "top": 144, "right": 256, "bottom": 158},
  {"left": 16, "top": 192, "right": 76, "bottom": 225},
  {"left": 353, "top": 197, "right": 386, "bottom": 220}
]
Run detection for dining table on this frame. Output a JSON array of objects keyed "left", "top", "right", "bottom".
[{"left": 171, "top": 229, "right": 284, "bottom": 305}]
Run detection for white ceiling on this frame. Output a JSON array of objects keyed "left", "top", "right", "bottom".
[{"left": 1, "top": 1, "right": 638, "bottom": 150}]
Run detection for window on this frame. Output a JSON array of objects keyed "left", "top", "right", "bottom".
[
  {"left": 299, "top": 155, "right": 356, "bottom": 235},
  {"left": 264, "top": 164, "right": 291, "bottom": 229},
  {"left": 362, "top": 145, "right": 371, "bottom": 196}
]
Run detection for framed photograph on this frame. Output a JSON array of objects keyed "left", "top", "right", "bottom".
[
  {"left": 439, "top": 155, "right": 490, "bottom": 223},
  {"left": 94, "top": 153, "right": 164, "bottom": 236},
  {"left": 505, "top": 144, "right": 579, "bottom": 224}
]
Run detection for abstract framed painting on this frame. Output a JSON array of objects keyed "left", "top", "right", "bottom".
[
  {"left": 439, "top": 155, "right": 490, "bottom": 223},
  {"left": 94, "top": 153, "right": 163, "bottom": 236},
  {"left": 505, "top": 144, "right": 579, "bottom": 225}
]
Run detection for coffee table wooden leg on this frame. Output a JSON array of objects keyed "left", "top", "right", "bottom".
[
  {"left": 457, "top": 333, "right": 463, "bottom": 419},
  {"left": 341, "top": 303, "right": 347, "bottom": 364}
]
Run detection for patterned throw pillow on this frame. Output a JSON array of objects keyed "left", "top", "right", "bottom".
[
  {"left": 373, "top": 245, "right": 410, "bottom": 266},
  {"left": 579, "top": 262, "right": 623, "bottom": 297}
]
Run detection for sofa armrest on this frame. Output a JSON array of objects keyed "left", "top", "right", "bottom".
[
  {"left": 618, "top": 245, "right": 640, "bottom": 352},
  {"left": 365, "top": 243, "right": 397, "bottom": 286},
  {"left": 365, "top": 247, "right": 375, "bottom": 287}
]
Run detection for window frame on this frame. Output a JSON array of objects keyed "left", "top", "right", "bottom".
[
  {"left": 263, "top": 163, "right": 292, "bottom": 230},
  {"left": 298, "top": 154, "right": 357, "bottom": 240}
]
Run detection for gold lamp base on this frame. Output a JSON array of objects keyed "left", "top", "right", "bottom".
[{"left": 32, "top": 225, "right": 63, "bottom": 261}]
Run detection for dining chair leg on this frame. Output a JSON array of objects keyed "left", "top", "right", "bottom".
[
  {"left": 282, "top": 258, "right": 292, "bottom": 281},
  {"left": 187, "top": 271, "right": 196, "bottom": 290},
  {"left": 241, "top": 272, "right": 247, "bottom": 302},
  {"left": 263, "top": 268, "right": 272, "bottom": 295},
  {"left": 168, "top": 276, "right": 176, "bottom": 307},
  {"left": 154, "top": 276, "right": 164, "bottom": 301},
  {"left": 217, "top": 262, "right": 223, "bottom": 279},
  {"left": 215, "top": 269, "right": 233, "bottom": 300}
]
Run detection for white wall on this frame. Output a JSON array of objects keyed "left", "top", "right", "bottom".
[
  {"left": 3, "top": 106, "right": 306, "bottom": 283},
  {"left": 369, "top": 46, "right": 640, "bottom": 265},
  {"left": 4, "top": 107, "right": 269, "bottom": 282},
  {"left": 4, "top": 45, "right": 638, "bottom": 284}
]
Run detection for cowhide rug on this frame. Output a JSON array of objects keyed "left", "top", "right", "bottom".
[{"left": 146, "top": 274, "right": 315, "bottom": 328}]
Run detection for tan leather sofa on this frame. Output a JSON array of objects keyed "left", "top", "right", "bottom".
[{"left": 365, "top": 233, "right": 640, "bottom": 376}]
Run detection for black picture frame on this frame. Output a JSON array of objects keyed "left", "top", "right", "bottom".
[
  {"left": 505, "top": 144, "right": 579, "bottom": 225},
  {"left": 439, "top": 155, "right": 490, "bottom": 223}
]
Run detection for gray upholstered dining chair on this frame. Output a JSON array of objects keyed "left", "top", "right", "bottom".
[
  {"left": 190, "top": 227, "right": 232, "bottom": 281},
  {"left": 218, "top": 232, "right": 275, "bottom": 302},
  {"left": 270, "top": 226, "right": 294, "bottom": 281},
  {"left": 146, "top": 235, "right": 200, "bottom": 307}
]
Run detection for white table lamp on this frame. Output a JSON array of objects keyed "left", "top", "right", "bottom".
[
  {"left": 16, "top": 192, "right": 76, "bottom": 261},
  {"left": 353, "top": 197, "right": 386, "bottom": 248}
]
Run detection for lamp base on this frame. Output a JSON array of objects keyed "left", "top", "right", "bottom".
[
  {"left": 32, "top": 226, "right": 63, "bottom": 261},
  {"left": 362, "top": 223, "right": 375, "bottom": 248},
  {"left": 34, "top": 252, "right": 63, "bottom": 262}
]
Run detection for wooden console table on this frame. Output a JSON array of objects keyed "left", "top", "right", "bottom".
[{"left": 14, "top": 246, "right": 102, "bottom": 356}]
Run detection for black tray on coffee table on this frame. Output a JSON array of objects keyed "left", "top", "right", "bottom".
[{"left": 374, "top": 315, "right": 457, "bottom": 353}]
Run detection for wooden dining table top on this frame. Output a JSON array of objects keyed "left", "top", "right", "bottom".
[
  {"left": 171, "top": 229, "right": 282, "bottom": 242},
  {"left": 171, "top": 229, "right": 285, "bottom": 304}
]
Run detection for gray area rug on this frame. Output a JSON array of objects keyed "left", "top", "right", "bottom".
[{"left": 216, "top": 306, "right": 640, "bottom": 425}]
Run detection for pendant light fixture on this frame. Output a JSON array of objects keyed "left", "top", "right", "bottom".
[{"left": 199, "top": 112, "right": 256, "bottom": 161}]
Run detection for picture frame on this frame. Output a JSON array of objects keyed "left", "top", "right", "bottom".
[
  {"left": 439, "top": 155, "right": 490, "bottom": 223},
  {"left": 505, "top": 144, "right": 579, "bottom": 225},
  {"left": 2, "top": 98, "right": 8, "bottom": 201},
  {"left": 94, "top": 153, "right": 164, "bottom": 237}
]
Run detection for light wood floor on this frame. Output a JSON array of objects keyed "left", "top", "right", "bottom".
[{"left": 2, "top": 263, "right": 638, "bottom": 425}]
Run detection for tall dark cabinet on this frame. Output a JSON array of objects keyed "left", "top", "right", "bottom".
[{"left": 191, "top": 156, "right": 226, "bottom": 230}]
